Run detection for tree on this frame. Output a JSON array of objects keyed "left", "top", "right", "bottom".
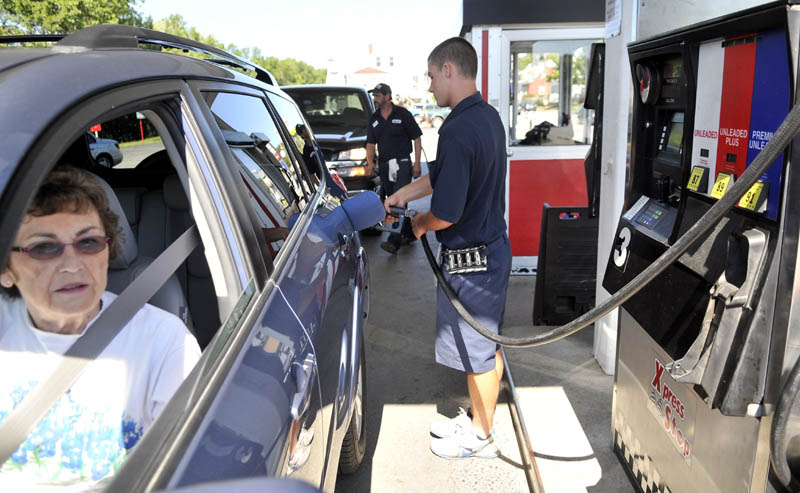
[
  {"left": 0, "top": 5, "right": 326, "bottom": 85},
  {"left": 572, "top": 48, "right": 587, "bottom": 85},
  {"left": 153, "top": 14, "right": 225, "bottom": 52},
  {"left": 0, "top": 0, "right": 151, "bottom": 35},
  {"left": 154, "top": 14, "right": 325, "bottom": 85},
  {"left": 253, "top": 55, "right": 326, "bottom": 85}
]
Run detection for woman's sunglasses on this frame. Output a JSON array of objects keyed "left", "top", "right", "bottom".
[{"left": 10, "top": 236, "right": 110, "bottom": 260}]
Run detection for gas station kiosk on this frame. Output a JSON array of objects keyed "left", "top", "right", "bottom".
[
  {"left": 602, "top": 1, "right": 800, "bottom": 491},
  {"left": 459, "top": 0, "right": 605, "bottom": 273}
]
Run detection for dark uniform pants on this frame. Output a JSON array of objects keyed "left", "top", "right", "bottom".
[{"left": 378, "top": 158, "right": 414, "bottom": 246}]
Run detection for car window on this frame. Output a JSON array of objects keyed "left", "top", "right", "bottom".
[
  {"left": 0, "top": 102, "right": 227, "bottom": 489},
  {"left": 82, "top": 109, "right": 234, "bottom": 343},
  {"left": 267, "top": 92, "right": 321, "bottom": 184},
  {"left": 509, "top": 38, "right": 599, "bottom": 146},
  {"left": 202, "top": 91, "right": 309, "bottom": 261},
  {"left": 203, "top": 91, "right": 308, "bottom": 201},
  {"left": 284, "top": 89, "right": 370, "bottom": 131},
  {"left": 86, "top": 113, "right": 165, "bottom": 168}
]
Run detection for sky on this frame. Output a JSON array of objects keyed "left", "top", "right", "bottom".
[{"left": 140, "top": 0, "right": 464, "bottom": 71}]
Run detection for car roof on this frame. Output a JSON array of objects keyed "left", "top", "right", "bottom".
[
  {"left": 281, "top": 84, "right": 370, "bottom": 93},
  {"left": 0, "top": 24, "right": 280, "bottom": 191}
]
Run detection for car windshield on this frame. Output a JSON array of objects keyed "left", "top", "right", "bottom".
[{"left": 284, "top": 89, "right": 370, "bottom": 132}]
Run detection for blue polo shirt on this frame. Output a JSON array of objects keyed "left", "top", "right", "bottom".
[
  {"left": 367, "top": 104, "right": 422, "bottom": 162},
  {"left": 429, "top": 92, "right": 507, "bottom": 249}
]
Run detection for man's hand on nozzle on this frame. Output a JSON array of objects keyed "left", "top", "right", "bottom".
[{"left": 382, "top": 193, "right": 405, "bottom": 224}]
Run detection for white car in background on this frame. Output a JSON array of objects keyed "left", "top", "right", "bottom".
[{"left": 87, "top": 132, "right": 123, "bottom": 167}]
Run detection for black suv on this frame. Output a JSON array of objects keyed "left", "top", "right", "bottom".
[
  {"left": 281, "top": 85, "right": 380, "bottom": 197},
  {"left": 0, "top": 24, "right": 381, "bottom": 492}
]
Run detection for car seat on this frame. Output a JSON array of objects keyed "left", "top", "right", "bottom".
[
  {"left": 341, "top": 107, "right": 365, "bottom": 124},
  {"left": 133, "top": 174, "right": 220, "bottom": 348},
  {"left": 92, "top": 173, "right": 192, "bottom": 329}
]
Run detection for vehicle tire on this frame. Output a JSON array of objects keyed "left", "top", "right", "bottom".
[
  {"left": 431, "top": 116, "right": 444, "bottom": 128},
  {"left": 96, "top": 154, "right": 113, "bottom": 168},
  {"left": 339, "top": 338, "right": 367, "bottom": 474}
]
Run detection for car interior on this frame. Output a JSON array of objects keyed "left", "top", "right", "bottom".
[
  {"left": 70, "top": 102, "right": 317, "bottom": 350},
  {"left": 55, "top": 131, "right": 221, "bottom": 349},
  {"left": 4, "top": 86, "right": 325, "bottom": 379}
]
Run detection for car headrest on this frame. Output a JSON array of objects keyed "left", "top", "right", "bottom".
[
  {"left": 162, "top": 174, "right": 189, "bottom": 211},
  {"left": 341, "top": 107, "right": 365, "bottom": 121},
  {"left": 87, "top": 172, "right": 138, "bottom": 270}
]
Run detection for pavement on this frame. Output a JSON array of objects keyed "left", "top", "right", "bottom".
[{"left": 335, "top": 144, "right": 632, "bottom": 493}]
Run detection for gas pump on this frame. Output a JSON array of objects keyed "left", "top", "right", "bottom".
[{"left": 603, "top": 2, "right": 800, "bottom": 491}]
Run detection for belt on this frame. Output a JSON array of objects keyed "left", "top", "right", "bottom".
[{"left": 442, "top": 235, "right": 506, "bottom": 255}]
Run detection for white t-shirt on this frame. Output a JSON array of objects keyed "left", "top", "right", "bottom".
[{"left": 0, "top": 291, "right": 201, "bottom": 490}]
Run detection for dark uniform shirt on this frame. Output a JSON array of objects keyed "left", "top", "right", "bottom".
[
  {"left": 429, "top": 92, "right": 507, "bottom": 249},
  {"left": 367, "top": 104, "right": 422, "bottom": 162}
]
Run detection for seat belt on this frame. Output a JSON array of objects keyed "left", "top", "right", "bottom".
[{"left": 0, "top": 225, "right": 200, "bottom": 466}]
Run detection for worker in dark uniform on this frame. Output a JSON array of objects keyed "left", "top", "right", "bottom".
[
  {"left": 366, "top": 83, "right": 423, "bottom": 254},
  {"left": 383, "top": 37, "right": 510, "bottom": 459}
]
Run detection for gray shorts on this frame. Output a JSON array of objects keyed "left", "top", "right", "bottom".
[{"left": 435, "top": 235, "right": 512, "bottom": 373}]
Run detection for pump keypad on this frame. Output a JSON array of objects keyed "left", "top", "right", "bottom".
[{"left": 627, "top": 198, "right": 676, "bottom": 242}]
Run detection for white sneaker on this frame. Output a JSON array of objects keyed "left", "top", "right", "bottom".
[
  {"left": 430, "top": 407, "right": 472, "bottom": 438},
  {"left": 430, "top": 427, "right": 499, "bottom": 460}
]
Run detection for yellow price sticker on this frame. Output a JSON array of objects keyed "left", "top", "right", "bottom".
[
  {"left": 738, "top": 182, "right": 765, "bottom": 211},
  {"left": 687, "top": 166, "right": 706, "bottom": 192},
  {"left": 711, "top": 173, "right": 733, "bottom": 199}
]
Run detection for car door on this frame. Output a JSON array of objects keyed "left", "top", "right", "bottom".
[
  {"left": 168, "top": 83, "right": 329, "bottom": 488},
  {"left": 103, "top": 80, "right": 360, "bottom": 492},
  {"left": 91, "top": 81, "right": 325, "bottom": 491},
  {"left": 265, "top": 90, "right": 364, "bottom": 487},
  {"left": 207, "top": 84, "right": 363, "bottom": 486}
]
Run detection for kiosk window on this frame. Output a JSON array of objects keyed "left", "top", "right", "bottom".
[{"left": 509, "top": 38, "right": 600, "bottom": 147}]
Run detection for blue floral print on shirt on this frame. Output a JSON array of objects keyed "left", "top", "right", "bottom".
[{"left": 0, "top": 381, "right": 143, "bottom": 483}]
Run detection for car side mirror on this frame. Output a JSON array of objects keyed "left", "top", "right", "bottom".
[
  {"left": 340, "top": 191, "right": 385, "bottom": 232},
  {"left": 288, "top": 191, "right": 385, "bottom": 242}
]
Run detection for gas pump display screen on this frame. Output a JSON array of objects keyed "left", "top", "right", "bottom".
[
  {"left": 658, "top": 112, "right": 684, "bottom": 158},
  {"left": 662, "top": 57, "right": 682, "bottom": 80},
  {"left": 666, "top": 113, "right": 684, "bottom": 153},
  {"left": 659, "top": 56, "right": 683, "bottom": 103}
]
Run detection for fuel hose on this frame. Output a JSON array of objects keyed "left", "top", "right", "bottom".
[
  {"left": 422, "top": 100, "right": 800, "bottom": 348},
  {"left": 416, "top": 101, "right": 800, "bottom": 489}
]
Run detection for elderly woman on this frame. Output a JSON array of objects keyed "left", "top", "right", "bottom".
[{"left": 0, "top": 167, "right": 201, "bottom": 488}]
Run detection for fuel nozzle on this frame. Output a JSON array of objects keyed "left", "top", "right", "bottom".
[
  {"left": 388, "top": 206, "right": 418, "bottom": 218},
  {"left": 375, "top": 206, "right": 418, "bottom": 234},
  {"left": 654, "top": 176, "right": 672, "bottom": 203}
]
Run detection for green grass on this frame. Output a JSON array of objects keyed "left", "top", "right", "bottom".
[{"left": 120, "top": 137, "right": 163, "bottom": 148}]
